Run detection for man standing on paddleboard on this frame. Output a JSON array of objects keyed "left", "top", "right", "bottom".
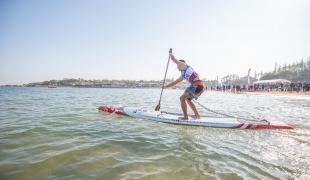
[{"left": 163, "top": 48, "right": 205, "bottom": 120}]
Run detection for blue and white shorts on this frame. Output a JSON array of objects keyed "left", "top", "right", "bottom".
[{"left": 185, "top": 80, "right": 205, "bottom": 100}]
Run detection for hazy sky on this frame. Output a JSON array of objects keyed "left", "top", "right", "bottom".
[{"left": 1, "top": 0, "right": 309, "bottom": 85}]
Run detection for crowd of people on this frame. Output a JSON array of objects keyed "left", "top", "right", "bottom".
[{"left": 209, "top": 81, "right": 310, "bottom": 93}]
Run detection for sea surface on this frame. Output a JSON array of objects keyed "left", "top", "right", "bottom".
[{"left": 0, "top": 87, "right": 309, "bottom": 180}]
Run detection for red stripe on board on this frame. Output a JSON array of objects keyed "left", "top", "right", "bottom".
[
  {"left": 246, "top": 124, "right": 252, "bottom": 129},
  {"left": 256, "top": 124, "right": 293, "bottom": 129},
  {"left": 98, "top": 106, "right": 125, "bottom": 115},
  {"left": 235, "top": 123, "right": 244, "bottom": 128}
]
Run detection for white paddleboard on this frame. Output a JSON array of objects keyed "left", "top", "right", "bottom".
[
  {"left": 120, "top": 107, "right": 293, "bottom": 129},
  {"left": 98, "top": 105, "right": 293, "bottom": 129}
]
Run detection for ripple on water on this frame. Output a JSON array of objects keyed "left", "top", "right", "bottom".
[{"left": 0, "top": 88, "right": 309, "bottom": 179}]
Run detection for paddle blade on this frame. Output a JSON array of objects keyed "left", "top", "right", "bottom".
[{"left": 155, "top": 104, "right": 160, "bottom": 111}]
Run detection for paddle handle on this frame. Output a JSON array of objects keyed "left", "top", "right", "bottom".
[{"left": 155, "top": 53, "right": 171, "bottom": 111}]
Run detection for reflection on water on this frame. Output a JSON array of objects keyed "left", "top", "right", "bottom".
[{"left": 0, "top": 87, "right": 309, "bottom": 179}]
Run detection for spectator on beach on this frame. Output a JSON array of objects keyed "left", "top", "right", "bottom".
[
  {"left": 302, "top": 81, "right": 306, "bottom": 92},
  {"left": 236, "top": 85, "right": 240, "bottom": 92},
  {"left": 290, "top": 82, "right": 295, "bottom": 92},
  {"left": 264, "top": 83, "right": 269, "bottom": 92},
  {"left": 254, "top": 84, "right": 258, "bottom": 91},
  {"left": 280, "top": 83, "right": 284, "bottom": 91},
  {"left": 297, "top": 81, "right": 301, "bottom": 93},
  {"left": 272, "top": 83, "right": 276, "bottom": 91},
  {"left": 250, "top": 84, "right": 253, "bottom": 91},
  {"left": 286, "top": 82, "right": 290, "bottom": 92},
  {"left": 263, "top": 83, "right": 266, "bottom": 91}
]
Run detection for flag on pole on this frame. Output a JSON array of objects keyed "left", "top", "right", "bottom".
[{"left": 247, "top": 68, "right": 251, "bottom": 85}]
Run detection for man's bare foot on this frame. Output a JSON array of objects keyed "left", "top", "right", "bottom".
[
  {"left": 178, "top": 117, "right": 189, "bottom": 120},
  {"left": 191, "top": 115, "right": 201, "bottom": 119}
]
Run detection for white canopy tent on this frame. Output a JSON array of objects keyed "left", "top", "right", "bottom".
[{"left": 253, "top": 79, "right": 291, "bottom": 84}]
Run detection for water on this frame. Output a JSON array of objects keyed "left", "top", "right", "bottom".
[{"left": 0, "top": 87, "right": 309, "bottom": 179}]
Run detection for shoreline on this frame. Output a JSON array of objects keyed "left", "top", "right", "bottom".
[{"left": 2, "top": 86, "right": 310, "bottom": 97}]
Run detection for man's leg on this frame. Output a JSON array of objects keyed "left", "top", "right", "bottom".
[
  {"left": 186, "top": 99, "right": 201, "bottom": 119},
  {"left": 180, "top": 93, "right": 190, "bottom": 120}
]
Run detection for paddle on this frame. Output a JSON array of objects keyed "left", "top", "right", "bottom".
[{"left": 155, "top": 50, "right": 171, "bottom": 111}]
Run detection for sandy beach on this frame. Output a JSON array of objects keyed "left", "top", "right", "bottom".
[{"left": 243, "top": 90, "right": 310, "bottom": 97}]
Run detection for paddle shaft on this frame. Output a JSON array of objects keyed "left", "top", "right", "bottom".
[{"left": 155, "top": 54, "right": 171, "bottom": 111}]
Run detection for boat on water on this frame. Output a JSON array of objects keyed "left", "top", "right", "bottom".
[
  {"left": 98, "top": 105, "right": 293, "bottom": 129},
  {"left": 48, "top": 85, "right": 56, "bottom": 88}
]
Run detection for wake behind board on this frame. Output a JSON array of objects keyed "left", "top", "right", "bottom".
[{"left": 98, "top": 105, "right": 293, "bottom": 129}]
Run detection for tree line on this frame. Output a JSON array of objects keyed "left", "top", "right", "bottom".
[
  {"left": 261, "top": 56, "right": 310, "bottom": 82},
  {"left": 26, "top": 56, "right": 309, "bottom": 87}
]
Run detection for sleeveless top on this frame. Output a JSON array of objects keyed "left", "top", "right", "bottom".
[{"left": 180, "top": 65, "right": 198, "bottom": 84}]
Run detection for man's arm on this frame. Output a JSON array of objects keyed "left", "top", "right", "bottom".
[
  {"left": 169, "top": 49, "right": 186, "bottom": 68},
  {"left": 169, "top": 48, "right": 179, "bottom": 64},
  {"left": 163, "top": 76, "right": 183, "bottom": 89}
]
